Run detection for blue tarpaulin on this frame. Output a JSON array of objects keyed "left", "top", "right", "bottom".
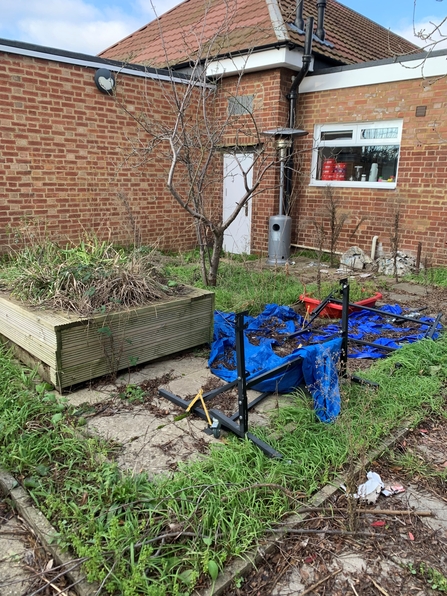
[
  {"left": 208, "top": 303, "right": 442, "bottom": 423},
  {"left": 209, "top": 305, "right": 342, "bottom": 423}
]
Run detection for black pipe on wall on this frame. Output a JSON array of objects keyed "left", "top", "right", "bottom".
[
  {"left": 295, "top": 0, "right": 305, "bottom": 31},
  {"left": 316, "top": 0, "right": 327, "bottom": 41},
  {"left": 284, "top": 16, "right": 314, "bottom": 215}
]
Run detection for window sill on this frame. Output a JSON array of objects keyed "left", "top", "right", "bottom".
[{"left": 310, "top": 180, "right": 397, "bottom": 190}]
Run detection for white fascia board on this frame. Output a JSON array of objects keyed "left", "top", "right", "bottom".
[
  {"left": 300, "top": 54, "right": 447, "bottom": 93},
  {"left": 206, "top": 47, "right": 312, "bottom": 77},
  {"left": 0, "top": 43, "right": 207, "bottom": 87}
]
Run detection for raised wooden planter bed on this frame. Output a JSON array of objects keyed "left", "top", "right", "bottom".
[{"left": 0, "top": 287, "right": 214, "bottom": 391}]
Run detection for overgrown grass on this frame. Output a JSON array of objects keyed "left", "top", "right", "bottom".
[
  {"left": 0, "top": 335, "right": 446, "bottom": 594},
  {"left": 0, "top": 239, "right": 181, "bottom": 315},
  {"left": 408, "top": 267, "right": 447, "bottom": 287},
  {"left": 290, "top": 248, "right": 332, "bottom": 263},
  {"left": 302, "top": 278, "right": 379, "bottom": 302},
  {"left": 164, "top": 259, "right": 304, "bottom": 314}
]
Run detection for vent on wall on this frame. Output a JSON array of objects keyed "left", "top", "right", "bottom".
[
  {"left": 228, "top": 95, "right": 254, "bottom": 116},
  {"left": 415, "top": 105, "right": 427, "bottom": 117}
]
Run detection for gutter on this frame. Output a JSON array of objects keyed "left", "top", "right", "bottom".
[
  {"left": 0, "top": 38, "right": 213, "bottom": 88},
  {"left": 172, "top": 40, "right": 295, "bottom": 73}
]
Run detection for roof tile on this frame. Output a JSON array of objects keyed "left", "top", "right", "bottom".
[{"left": 100, "top": 0, "right": 419, "bottom": 68}]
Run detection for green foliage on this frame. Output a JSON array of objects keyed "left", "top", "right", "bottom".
[
  {"left": 1, "top": 330, "right": 447, "bottom": 594},
  {"left": 408, "top": 266, "right": 447, "bottom": 288},
  {"left": 303, "top": 278, "right": 378, "bottom": 302},
  {"left": 118, "top": 384, "right": 146, "bottom": 403},
  {"left": 290, "top": 249, "right": 331, "bottom": 263},
  {"left": 0, "top": 236, "right": 176, "bottom": 315},
  {"left": 408, "top": 562, "right": 447, "bottom": 592},
  {"left": 165, "top": 260, "right": 304, "bottom": 314}
]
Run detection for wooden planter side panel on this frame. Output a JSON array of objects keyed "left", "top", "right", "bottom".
[
  {"left": 56, "top": 288, "right": 214, "bottom": 388},
  {"left": 0, "top": 295, "right": 70, "bottom": 386},
  {"left": 0, "top": 288, "right": 214, "bottom": 391}
]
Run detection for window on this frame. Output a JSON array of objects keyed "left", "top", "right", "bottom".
[
  {"left": 228, "top": 95, "right": 254, "bottom": 116},
  {"left": 311, "top": 120, "right": 403, "bottom": 188}
]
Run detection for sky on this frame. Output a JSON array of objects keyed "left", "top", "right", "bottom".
[{"left": 0, "top": 0, "right": 445, "bottom": 56}]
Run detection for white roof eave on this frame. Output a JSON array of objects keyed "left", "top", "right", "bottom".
[{"left": 206, "top": 47, "right": 311, "bottom": 77}]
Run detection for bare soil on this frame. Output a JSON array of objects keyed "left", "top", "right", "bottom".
[{"left": 222, "top": 416, "right": 447, "bottom": 596}]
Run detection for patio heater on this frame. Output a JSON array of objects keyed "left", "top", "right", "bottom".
[{"left": 262, "top": 127, "right": 308, "bottom": 265}]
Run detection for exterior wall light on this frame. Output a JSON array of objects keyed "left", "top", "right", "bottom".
[{"left": 94, "top": 68, "right": 115, "bottom": 94}]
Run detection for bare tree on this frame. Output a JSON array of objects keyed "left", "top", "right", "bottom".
[
  {"left": 412, "top": 0, "right": 447, "bottom": 53},
  {"left": 322, "top": 187, "right": 349, "bottom": 268},
  {"left": 113, "top": 3, "right": 280, "bottom": 286}
]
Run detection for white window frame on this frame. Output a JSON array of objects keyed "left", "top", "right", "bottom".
[{"left": 310, "top": 119, "right": 403, "bottom": 189}]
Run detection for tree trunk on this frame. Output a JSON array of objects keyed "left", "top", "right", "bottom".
[
  {"left": 195, "top": 219, "right": 210, "bottom": 286},
  {"left": 208, "top": 231, "right": 224, "bottom": 287}
]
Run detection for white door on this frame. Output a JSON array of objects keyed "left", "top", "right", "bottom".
[{"left": 223, "top": 153, "right": 253, "bottom": 254}]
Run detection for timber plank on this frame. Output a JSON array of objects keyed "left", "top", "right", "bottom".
[{"left": 0, "top": 288, "right": 214, "bottom": 390}]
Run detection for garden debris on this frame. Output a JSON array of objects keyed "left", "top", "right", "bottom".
[
  {"left": 340, "top": 246, "right": 373, "bottom": 270},
  {"left": 342, "top": 475, "right": 407, "bottom": 502},
  {"left": 356, "top": 471, "right": 384, "bottom": 503},
  {"left": 377, "top": 250, "right": 419, "bottom": 276},
  {"left": 3, "top": 241, "right": 187, "bottom": 315},
  {"left": 382, "top": 484, "right": 406, "bottom": 497}
]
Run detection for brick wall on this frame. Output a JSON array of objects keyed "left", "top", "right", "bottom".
[
  {"left": 216, "top": 69, "right": 290, "bottom": 255},
  {"left": 294, "top": 75, "right": 447, "bottom": 265},
  {"left": 0, "top": 52, "right": 199, "bottom": 252},
  {"left": 4, "top": 51, "right": 447, "bottom": 265}
]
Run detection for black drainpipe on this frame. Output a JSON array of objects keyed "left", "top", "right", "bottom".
[{"left": 284, "top": 15, "right": 314, "bottom": 215}]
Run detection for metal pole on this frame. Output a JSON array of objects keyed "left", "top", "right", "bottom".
[
  {"left": 277, "top": 140, "right": 290, "bottom": 216},
  {"left": 235, "top": 311, "right": 248, "bottom": 434},
  {"left": 279, "top": 148, "right": 285, "bottom": 216},
  {"left": 340, "top": 279, "right": 349, "bottom": 378}
]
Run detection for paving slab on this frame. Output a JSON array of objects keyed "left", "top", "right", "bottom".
[
  {"left": 395, "top": 485, "right": 447, "bottom": 537},
  {"left": 387, "top": 292, "right": 421, "bottom": 304},
  {"left": 390, "top": 282, "right": 429, "bottom": 296},
  {"left": 65, "top": 354, "right": 283, "bottom": 478},
  {"left": 63, "top": 385, "right": 114, "bottom": 407},
  {"left": 272, "top": 567, "right": 307, "bottom": 595},
  {"left": 86, "top": 408, "right": 218, "bottom": 477},
  {"left": 0, "top": 517, "right": 34, "bottom": 596}
]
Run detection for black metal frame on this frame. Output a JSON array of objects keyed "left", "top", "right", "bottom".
[
  {"left": 159, "top": 284, "right": 352, "bottom": 458},
  {"left": 159, "top": 311, "right": 306, "bottom": 459},
  {"left": 159, "top": 279, "right": 441, "bottom": 457},
  {"left": 328, "top": 297, "right": 443, "bottom": 353}
]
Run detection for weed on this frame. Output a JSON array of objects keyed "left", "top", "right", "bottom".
[
  {"left": 1, "top": 307, "right": 447, "bottom": 594},
  {"left": 408, "top": 562, "right": 447, "bottom": 592},
  {"left": 165, "top": 260, "right": 304, "bottom": 314},
  {"left": 291, "top": 248, "right": 331, "bottom": 263},
  {"left": 303, "top": 278, "right": 378, "bottom": 302},
  {"left": 409, "top": 266, "right": 447, "bottom": 288},
  {"left": 0, "top": 232, "right": 180, "bottom": 316},
  {"left": 119, "top": 384, "right": 146, "bottom": 403}
]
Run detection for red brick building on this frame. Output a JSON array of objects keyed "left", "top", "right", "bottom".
[
  {"left": 0, "top": 42, "right": 203, "bottom": 252},
  {"left": 2, "top": 0, "right": 446, "bottom": 264}
]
